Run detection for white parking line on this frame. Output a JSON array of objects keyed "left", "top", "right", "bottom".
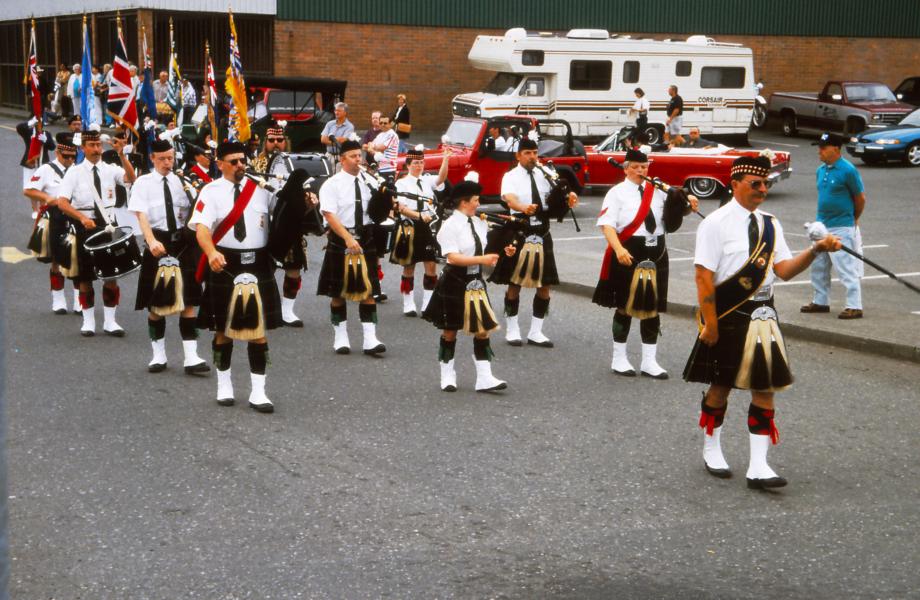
[
  {"left": 912, "top": 311, "right": 920, "bottom": 316},
  {"left": 790, "top": 244, "right": 888, "bottom": 252},
  {"left": 749, "top": 138, "right": 800, "bottom": 148},
  {"left": 553, "top": 235, "right": 605, "bottom": 242},
  {"left": 775, "top": 272, "right": 920, "bottom": 286}
]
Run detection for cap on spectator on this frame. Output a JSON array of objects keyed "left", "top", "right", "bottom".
[{"left": 812, "top": 132, "right": 845, "bottom": 147}]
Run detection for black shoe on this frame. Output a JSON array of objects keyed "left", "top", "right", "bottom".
[
  {"left": 612, "top": 368, "right": 636, "bottom": 377},
  {"left": 800, "top": 302, "right": 830, "bottom": 313},
  {"left": 249, "top": 401, "right": 275, "bottom": 413},
  {"left": 403, "top": 310, "right": 417, "bottom": 318},
  {"left": 104, "top": 327, "right": 126, "bottom": 338},
  {"left": 53, "top": 308, "right": 68, "bottom": 315},
  {"left": 506, "top": 339, "right": 523, "bottom": 347},
  {"left": 527, "top": 338, "right": 554, "bottom": 348},
  {"left": 705, "top": 463, "right": 732, "bottom": 479},
  {"left": 80, "top": 330, "right": 95, "bottom": 337},
  {"left": 441, "top": 384, "right": 457, "bottom": 392},
  {"left": 641, "top": 370, "right": 670, "bottom": 380},
  {"left": 283, "top": 318, "right": 304, "bottom": 328},
  {"left": 334, "top": 346, "right": 351, "bottom": 355},
  {"left": 216, "top": 397, "right": 235, "bottom": 407},
  {"left": 363, "top": 344, "right": 386, "bottom": 355},
  {"left": 374, "top": 293, "right": 388, "bottom": 303},
  {"left": 148, "top": 362, "right": 167, "bottom": 373},
  {"left": 746, "top": 476, "right": 788, "bottom": 489},
  {"left": 184, "top": 362, "right": 211, "bottom": 375}
]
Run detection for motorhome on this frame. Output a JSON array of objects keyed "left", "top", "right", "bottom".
[{"left": 452, "top": 28, "right": 757, "bottom": 143}]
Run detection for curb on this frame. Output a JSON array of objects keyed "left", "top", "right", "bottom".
[{"left": 556, "top": 281, "right": 920, "bottom": 365}]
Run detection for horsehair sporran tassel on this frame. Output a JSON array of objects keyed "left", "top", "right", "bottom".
[
  {"left": 734, "top": 306, "right": 791, "bottom": 392},
  {"left": 226, "top": 273, "right": 264, "bottom": 341}
]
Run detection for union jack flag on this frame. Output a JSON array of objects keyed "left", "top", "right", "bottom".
[
  {"left": 26, "top": 21, "right": 43, "bottom": 163},
  {"left": 106, "top": 19, "right": 139, "bottom": 137}
]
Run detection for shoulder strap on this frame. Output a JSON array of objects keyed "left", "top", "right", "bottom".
[
  {"left": 47, "top": 162, "right": 65, "bottom": 179},
  {"left": 714, "top": 215, "right": 777, "bottom": 319},
  {"left": 194, "top": 178, "right": 259, "bottom": 282},
  {"left": 618, "top": 183, "right": 656, "bottom": 243}
]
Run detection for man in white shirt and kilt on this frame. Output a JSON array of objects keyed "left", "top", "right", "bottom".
[
  {"left": 488, "top": 136, "right": 578, "bottom": 348},
  {"left": 683, "top": 155, "right": 841, "bottom": 490},
  {"left": 316, "top": 139, "right": 387, "bottom": 356},
  {"left": 593, "top": 148, "right": 698, "bottom": 379},
  {"left": 130, "top": 138, "right": 209, "bottom": 375},
  {"left": 55, "top": 127, "right": 137, "bottom": 337},
  {"left": 189, "top": 141, "right": 282, "bottom": 413}
]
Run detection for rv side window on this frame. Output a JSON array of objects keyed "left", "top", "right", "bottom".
[
  {"left": 522, "top": 50, "right": 544, "bottom": 66},
  {"left": 676, "top": 61, "right": 692, "bottom": 77},
  {"left": 623, "top": 61, "right": 640, "bottom": 84},
  {"left": 570, "top": 60, "right": 612, "bottom": 91},
  {"left": 700, "top": 66, "right": 746, "bottom": 89},
  {"left": 521, "top": 78, "right": 545, "bottom": 97}
]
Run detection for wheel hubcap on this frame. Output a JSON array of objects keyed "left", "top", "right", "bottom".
[{"left": 909, "top": 146, "right": 920, "bottom": 165}]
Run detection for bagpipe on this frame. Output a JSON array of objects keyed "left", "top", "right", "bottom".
[
  {"left": 242, "top": 169, "right": 325, "bottom": 262},
  {"left": 479, "top": 211, "right": 530, "bottom": 255},
  {"left": 358, "top": 165, "right": 398, "bottom": 225},
  {"left": 606, "top": 157, "right": 705, "bottom": 232},
  {"left": 533, "top": 161, "right": 580, "bottom": 232}
]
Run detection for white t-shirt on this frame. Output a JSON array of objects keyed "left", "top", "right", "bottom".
[
  {"left": 188, "top": 177, "right": 272, "bottom": 250},
  {"left": 25, "top": 160, "right": 70, "bottom": 198},
  {"left": 632, "top": 97, "right": 650, "bottom": 113},
  {"left": 57, "top": 159, "right": 126, "bottom": 219},
  {"left": 396, "top": 173, "right": 442, "bottom": 218},
  {"left": 437, "top": 210, "right": 489, "bottom": 274},
  {"left": 492, "top": 136, "right": 512, "bottom": 152},
  {"left": 318, "top": 170, "right": 373, "bottom": 229},
  {"left": 694, "top": 198, "right": 793, "bottom": 293},
  {"left": 596, "top": 179, "right": 666, "bottom": 239},
  {"left": 128, "top": 171, "right": 191, "bottom": 231},
  {"left": 372, "top": 129, "right": 399, "bottom": 173}
]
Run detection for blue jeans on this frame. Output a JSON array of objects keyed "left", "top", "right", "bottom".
[
  {"left": 811, "top": 225, "right": 862, "bottom": 309},
  {"left": 398, "top": 139, "right": 410, "bottom": 153}
]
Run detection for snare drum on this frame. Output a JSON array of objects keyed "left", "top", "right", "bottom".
[{"left": 84, "top": 226, "right": 143, "bottom": 280}]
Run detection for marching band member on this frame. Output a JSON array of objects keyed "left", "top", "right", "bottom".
[
  {"left": 392, "top": 144, "right": 450, "bottom": 316},
  {"left": 253, "top": 120, "right": 309, "bottom": 327},
  {"left": 190, "top": 141, "right": 282, "bottom": 413},
  {"left": 683, "top": 155, "right": 841, "bottom": 489},
  {"left": 316, "top": 139, "right": 386, "bottom": 356},
  {"left": 489, "top": 133, "right": 578, "bottom": 348},
  {"left": 18, "top": 117, "right": 57, "bottom": 219},
  {"left": 130, "top": 139, "right": 209, "bottom": 375},
  {"left": 593, "top": 148, "right": 698, "bottom": 378},
  {"left": 55, "top": 126, "right": 136, "bottom": 337},
  {"left": 24, "top": 132, "right": 78, "bottom": 314},
  {"left": 422, "top": 175, "right": 515, "bottom": 392}
]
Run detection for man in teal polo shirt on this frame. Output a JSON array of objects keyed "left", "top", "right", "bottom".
[{"left": 801, "top": 132, "right": 866, "bottom": 319}]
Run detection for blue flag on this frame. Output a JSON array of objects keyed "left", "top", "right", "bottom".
[
  {"left": 140, "top": 67, "right": 158, "bottom": 121},
  {"left": 80, "top": 20, "right": 94, "bottom": 125}
]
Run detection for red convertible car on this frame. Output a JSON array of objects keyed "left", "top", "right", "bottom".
[{"left": 585, "top": 128, "right": 792, "bottom": 199}]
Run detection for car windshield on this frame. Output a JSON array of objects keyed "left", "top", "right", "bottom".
[
  {"left": 899, "top": 109, "right": 920, "bottom": 127},
  {"left": 595, "top": 131, "right": 620, "bottom": 152},
  {"left": 443, "top": 120, "right": 483, "bottom": 147},
  {"left": 266, "top": 90, "right": 317, "bottom": 114},
  {"left": 844, "top": 84, "right": 896, "bottom": 103},
  {"left": 484, "top": 72, "right": 523, "bottom": 96}
]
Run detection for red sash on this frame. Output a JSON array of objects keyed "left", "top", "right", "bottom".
[
  {"left": 191, "top": 164, "right": 212, "bottom": 183},
  {"left": 599, "top": 183, "right": 656, "bottom": 279},
  {"left": 194, "top": 178, "right": 258, "bottom": 282}
]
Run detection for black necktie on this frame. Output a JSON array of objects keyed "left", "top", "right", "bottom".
[
  {"left": 417, "top": 178, "right": 424, "bottom": 214},
  {"left": 354, "top": 177, "right": 364, "bottom": 238},
  {"left": 748, "top": 214, "right": 759, "bottom": 255},
  {"left": 91, "top": 165, "right": 105, "bottom": 223},
  {"left": 528, "top": 169, "right": 541, "bottom": 209},
  {"left": 468, "top": 217, "right": 482, "bottom": 256},
  {"left": 640, "top": 185, "right": 656, "bottom": 233},
  {"left": 163, "top": 176, "right": 177, "bottom": 233},
  {"left": 233, "top": 183, "right": 246, "bottom": 242}
]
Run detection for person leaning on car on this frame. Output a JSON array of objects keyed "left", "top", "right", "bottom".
[
  {"left": 801, "top": 132, "right": 866, "bottom": 319},
  {"left": 680, "top": 127, "right": 718, "bottom": 149}
]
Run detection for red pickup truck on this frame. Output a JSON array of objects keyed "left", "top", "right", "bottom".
[
  {"left": 394, "top": 116, "right": 588, "bottom": 202},
  {"left": 767, "top": 81, "right": 914, "bottom": 137}
]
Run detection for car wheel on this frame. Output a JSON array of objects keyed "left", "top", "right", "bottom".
[
  {"left": 752, "top": 104, "right": 767, "bottom": 128},
  {"left": 643, "top": 125, "right": 663, "bottom": 145},
  {"left": 781, "top": 113, "right": 797, "bottom": 137},
  {"left": 905, "top": 143, "right": 920, "bottom": 167},
  {"left": 686, "top": 178, "right": 723, "bottom": 200}
]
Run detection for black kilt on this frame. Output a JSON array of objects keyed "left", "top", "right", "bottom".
[
  {"left": 488, "top": 227, "right": 559, "bottom": 287},
  {"left": 389, "top": 218, "right": 439, "bottom": 266},
  {"left": 316, "top": 230, "right": 381, "bottom": 299},
  {"left": 197, "top": 247, "right": 282, "bottom": 332},
  {"left": 280, "top": 236, "right": 309, "bottom": 271},
  {"left": 47, "top": 207, "right": 71, "bottom": 265},
  {"left": 422, "top": 264, "right": 493, "bottom": 331},
  {"left": 683, "top": 298, "right": 781, "bottom": 388},
  {"left": 134, "top": 228, "right": 203, "bottom": 311},
  {"left": 592, "top": 234, "right": 669, "bottom": 312}
]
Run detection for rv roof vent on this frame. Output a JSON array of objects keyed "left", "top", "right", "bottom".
[
  {"left": 686, "top": 35, "right": 715, "bottom": 45},
  {"left": 566, "top": 29, "right": 610, "bottom": 39},
  {"left": 505, "top": 28, "right": 527, "bottom": 41}
]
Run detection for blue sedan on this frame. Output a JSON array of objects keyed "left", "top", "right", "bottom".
[{"left": 847, "top": 109, "right": 920, "bottom": 166}]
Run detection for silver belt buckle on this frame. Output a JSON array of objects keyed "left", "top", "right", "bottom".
[
  {"left": 752, "top": 285, "right": 773, "bottom": 301},
  {"left": 645, "top": 235, "right": 657, "bottom": 247},
  {"left": 529, "top": 215, "right": 542, "bottom": 227},
  {"left": 467, "top": 265, "right": 481, "bottom": 275},
  {"left": 240, "top": 251, "right": 256, "bottom": 265}
]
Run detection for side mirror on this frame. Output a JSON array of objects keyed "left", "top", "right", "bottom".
[
  {"left": 526, "top": 82, "right": 540, "bottom": 96},
  {"left": 831, "top": 93, "right": 843, "bottom": 102},
  {"left": 756, "top": 82, "right": 764, "bottom": 91}
]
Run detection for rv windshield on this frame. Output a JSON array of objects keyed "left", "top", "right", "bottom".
[
  {"left": 484, "top": 73, "right": 524, "bottom": 96},
  {"left": 443, "top": 120, "right": 484, "bottom": 147}
]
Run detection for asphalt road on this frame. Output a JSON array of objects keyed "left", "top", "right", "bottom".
[{"left": 2, "top": 118, "right": 919, "bottom": 599}]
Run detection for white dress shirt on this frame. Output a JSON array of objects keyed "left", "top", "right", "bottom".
[
  {"left": 129, "top": 171, "right": 191, "bottom": 231},
  {"left": 26, "top": 159, "right": 70, "bottom": 198},
  {"left": 396, "top": 174, "right": 442, "bottom": 218},
  {"left": 437, "top": 210, "right": 489, "bottom": 274},
  {"left": 596, "top": 179, "right": 666, "bottom": 239},
  {"left": 501, "top": 164, "right": 552, "bottom": 217},
  {"left": 188, "top": 177, "right": 272, "bottom": 250},
  {"left": 57, "top": 158, "right": 126, "bottom": 220},
  {"left": 632, "top": 97, "right": 650, "bottom": 113},
  {"left": 694, "top": 198, "right": 793, "bottom": 292},
  {"left": 319, "top": 170, "right": 373, "bottom": 229}
]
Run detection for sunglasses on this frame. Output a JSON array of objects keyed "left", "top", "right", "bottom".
[
  {"left": 267, "top": 137, "right": 285, "bottom": 143},
  {"left": 60, "top": 153, "right": 77, "bottom": 159},
  {"left": 225, "top": 157, "right": 248, "bottom": 166},
  {"left": 745, "top": 179, "right": 774, "bottom": 190}
]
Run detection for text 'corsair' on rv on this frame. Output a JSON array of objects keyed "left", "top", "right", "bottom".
[{"left": 452, "top": 28, "right": 757, "bottom": 144}]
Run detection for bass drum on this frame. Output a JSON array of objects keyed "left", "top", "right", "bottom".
[{"left": 84, "top": 226, "right": 143, "bottom": 280}]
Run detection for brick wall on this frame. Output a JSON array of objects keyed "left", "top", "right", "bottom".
[{"left": 274, "top": 21, "right": 920, "bottom": 136}]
